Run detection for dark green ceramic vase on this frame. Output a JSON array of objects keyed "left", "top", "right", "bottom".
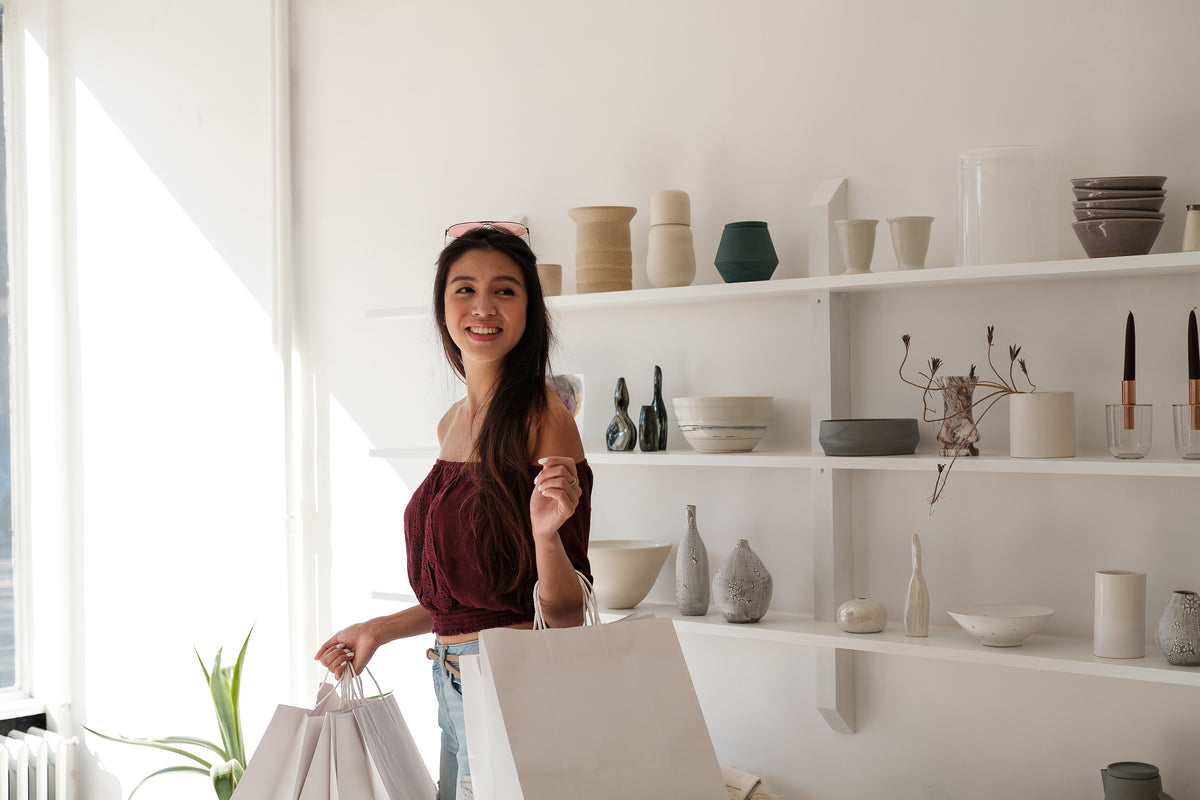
[{"left": 714, "top": 221, "right": 779, "bottom": 283}]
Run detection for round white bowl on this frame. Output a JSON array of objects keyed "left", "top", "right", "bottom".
[
  {"left": 587, "top": 540, "right": 672, "bottom": 609},
  {"left": 672, "top": 396, "right": 773, "bottom": 453},
  {"left": 947, "top": 603, "right": 1055, "bottom": 647}
]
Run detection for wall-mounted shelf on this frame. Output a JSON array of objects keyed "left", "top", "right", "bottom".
[{"left": 365, "top": 250, "right": 1200, "bottom": 321}]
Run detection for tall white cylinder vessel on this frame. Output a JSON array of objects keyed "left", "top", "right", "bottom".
[
  {"left": 1094, "top": 569, "right": 1147, "bottom": 659},
  {"left": 1009, "top": 391, "right": 1075, "bottom": 458}
]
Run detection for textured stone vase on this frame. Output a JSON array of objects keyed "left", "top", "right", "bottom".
[
  {"left": 713, "top": 539, "right": 772, "bottom": 623},
  {"left": 605, "top": 377, "right": 636, "bottom": 451},
  {"left": 568, "top": 205, "right": 637, "bottom": 293},
  {"left": 936, "top": 375, "right": 980, "bottom": 456},
  {"left": 1155, "top": 589, "right": 1200, "bottom": 666},
  {"left": 675, "top": 505, "right": 710, "bottom": 616},
  {"left": 904, "top": 533, "right": 930, "bottom": 637}
]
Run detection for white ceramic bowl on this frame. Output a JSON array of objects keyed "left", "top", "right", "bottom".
[
  {"left": 947, "top": 603, "right": 1055, "bottom": 647},
  {"left": 587, "top": 540, "right": 672, "bottom": 609},
  {"left": 672, "top": 396, "right": 773, "bottom": 453}
]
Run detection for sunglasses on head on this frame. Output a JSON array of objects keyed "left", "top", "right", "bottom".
[{"left": 444, "top": 221, "right": 530, "bottom": 245}]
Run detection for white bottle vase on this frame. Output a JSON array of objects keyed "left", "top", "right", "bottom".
[{"left": 904, "top": 533, "right": 930, "bottom": 637}]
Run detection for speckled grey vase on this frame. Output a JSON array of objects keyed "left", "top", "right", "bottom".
[
  {"left": 675, "top": 505, "right": 710, "bottom": 616},
  {"left": 1155, "top": 589, "right": 1200, "bottom": 666},
  {"left": 712, "top": 539, "right": 772, "bottom": 623}
]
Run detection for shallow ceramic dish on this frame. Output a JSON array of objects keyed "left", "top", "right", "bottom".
[
  {"left": 1072, "top": 196, "right": 1166, "bottom": 213},
  {"left": 673, "top": 396, "right": 773, "bottom": 453},
  {"left": 1071, "top": 176, "right": 1167, "bottom": 190},
  {"left": 1071, "top": 187, "right": 1166, "bottom": 201},
  {"left": 1072, "top": 218, "right": 1164, "bottom": 258},
  {"left": 1072, "top": 208, "right": 1165, "bottom": 222},
  {"left": 947, "top": 603, "right": 1054, "bottom": 647},
  {"left": 818, "top": 418, "right": 919, "bottom": 456},
  {"left": 587, "top": 539, "right": 672, "bottom": 609}
]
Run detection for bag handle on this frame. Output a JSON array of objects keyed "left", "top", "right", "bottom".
[{"left": 532, "top": 569, "right": 600, "bottom": 630}]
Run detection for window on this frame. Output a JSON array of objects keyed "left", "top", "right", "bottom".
[{"left": 0, "top": 3, "right": 15, "bottom": 690}]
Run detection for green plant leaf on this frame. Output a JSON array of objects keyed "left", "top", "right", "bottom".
[
  {"left": 210, "top": 758, "right": 243, "bottom": 800},
  {"left": 82, "top": 727, "right": 222, "bottom": 767},
  {"left": 207, "top": 649, "right": 240, "bottom": 765},
  {"left": 128, "top": 765, "right": 211, "bottom": 799},
  {"left": 229, "top": 626, "right": 253, "bottom": 763}
]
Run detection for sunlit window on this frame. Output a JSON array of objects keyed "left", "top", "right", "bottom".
[{"left": 0, "top": 3, "right": 15, "bottom": 690}]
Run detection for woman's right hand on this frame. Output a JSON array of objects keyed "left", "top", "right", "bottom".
[{"left": 314, "top": 621, "right": 380, "bottom": 680}]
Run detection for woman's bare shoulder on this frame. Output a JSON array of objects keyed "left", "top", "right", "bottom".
[{"left": 532, "top": 386, "right": 585, "bottom": 462}]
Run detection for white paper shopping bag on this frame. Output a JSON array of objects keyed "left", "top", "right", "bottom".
[{"left": 471, "top": 616, "right": 727, "bottom": 800}]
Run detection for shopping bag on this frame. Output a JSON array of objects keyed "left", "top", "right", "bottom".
[
  {"left": 463, "top": 573, "right": 727, "bottom": 800},
  {"left": 234, "top": 668, "right": 435, "bottom": 800},
  {"left": 232, "top": 678, "right": 339, "bottom": 800}
]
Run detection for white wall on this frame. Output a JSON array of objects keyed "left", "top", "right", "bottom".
[
  {"left": 290, "top": 2, "right": 1200, "bottom": 798},
  {"left": 15, "top": 1, "right": 292, "bottom": 798}
]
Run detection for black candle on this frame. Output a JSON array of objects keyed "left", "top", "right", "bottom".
[
  {"left": 1123, "top": 311, "right": 1135, "bottom": 382},
  {"left": 1189, "top": 308, "right": 1199, "bottom": 380}
]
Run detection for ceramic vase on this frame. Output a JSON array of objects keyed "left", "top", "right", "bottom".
[
  {"left": 651, "top": 365, "right": 667, "bottom": 450},
  {"left": 1155, "top": 589, "right": 1200, "bottom": 666},
  {"left": 646, "top": 190, "right": 696, "bottom": 288},
  {"left": 605, "top": 377, "right": 636, "bottom": 451},
  {"left": 712, "top": 539, "right": 773, "bottom": 623},
  {"left": 568, "top": 205, "right": 637, "bottom": 294},
  {"left": 714, "top": 221, "right": 778, "bottom": 283},
  {"left": 834, "top": 218, "right": 878, "bottom": 274},
  {"left": 675, "top": 505, "right": 710, "bottom": 616},
  {"left": 936, "top": 375, "right": 980, "bottom": 456},
  {"left": 638, "top": 405, "right": 659, "bottom": 453},
  {"left": 1009, "top": 391, "right": 1075, "bottom": 458},
  {"left": 536, "top": 263, "right": 562, "bottom": 297},
  {"left": 904, "top": 533, "right": 930, "bottom": 637},
  {"left": 1094, "top": 569, "right": 1146, "bottom": 659},
  {"left": 887, "top": 216, "right": 933, "bottom": 270},
  {"left": 837, "top": 596, "right": 888, "bottom": 633}
]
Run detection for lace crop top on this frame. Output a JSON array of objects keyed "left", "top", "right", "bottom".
[{"left": 405, "top": 459, "right": 593, "bottom": 636}]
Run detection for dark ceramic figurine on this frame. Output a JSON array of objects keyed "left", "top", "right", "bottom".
[
  {"left": 606, "top": 377, "right": 636, "bottom": 451},
  {"left": 651, "top": 365, "right": 667, "bottom": 450},
  {"left": 638, "top": 405, "right": 659, "bottom": 452}
]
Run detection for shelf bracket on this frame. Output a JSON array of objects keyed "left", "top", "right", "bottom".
[
  {"left": 815, "top": 647, "right": 856, "bottom": 733},
  {"left": 808, "top": 177, "right": 848, "bottom": 277}
]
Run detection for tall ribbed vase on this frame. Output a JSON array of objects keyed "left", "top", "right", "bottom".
[
  {"left": 568, "top": 205, "right": 637, "bottom": 293},
  {"left": 675, "top": 505, "right": 710, "bottom": 616},
  {"left": 713, "top": 539, "right": 772, "bottom": 623},
  {"left": 904, "top": 533, "right": 930, "bottom": 637}
]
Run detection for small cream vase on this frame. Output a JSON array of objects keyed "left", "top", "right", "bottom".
[
  {"left": 1009, "top": 391, "right": 1075, "bottom": 458},
  {"left": 1094, "top": 569, "right": 1146, "bottom": 659}
]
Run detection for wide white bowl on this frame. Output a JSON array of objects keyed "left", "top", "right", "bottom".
[
  {"left": 947, "top": 603, "right": 1055, "bottom": 647},
  {"left": 672, "top": 396, "right": 773, "bottom": 453},
  {"left": 587, "top": 540, "right": 672, "bottom": 609}
]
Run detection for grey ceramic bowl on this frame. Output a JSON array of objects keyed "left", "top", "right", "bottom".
[
  {"left": 1071, "top": 187, "right": 1166, "bottom": 201},
  {"left": 819, "top": 418, "right": 919, "bottom": 456},
  {"left": 1072, "top": 196, "right": 1166, "bottom": 213},
  {"left": 1071, "top": 176, "right": 1167, "bottom": 191},
  {"left": 1072, "top": 208, "right": 1165, "bottom": 222},
  {"left": 1072, "top": 218, "right": 1164, "bottom": 258}
]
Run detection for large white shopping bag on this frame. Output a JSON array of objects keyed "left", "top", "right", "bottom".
[
  {"left": 465, "top": 615, "right": 727, "bottom": 800},
  {"left": 232, "top": 680, "right": 338, "bottom": 800}
]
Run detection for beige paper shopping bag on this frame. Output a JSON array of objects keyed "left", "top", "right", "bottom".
[{"left": 469, "top": 616, "right": 727, "bottom": 800}]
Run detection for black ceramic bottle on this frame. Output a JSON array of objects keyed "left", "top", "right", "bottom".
[
  {"left": 638, "top": 405, "right": 659, "bottom": 452},
  {"left": 651, "top": 365, "right": 667, "bottom": 451},
  {"left": 605, "top": 377, "right": 636, "bottom": 451}
]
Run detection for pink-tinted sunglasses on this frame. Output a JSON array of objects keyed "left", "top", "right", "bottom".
[{"left": 444, "top": 221, "right": 530, "bottom": 245}]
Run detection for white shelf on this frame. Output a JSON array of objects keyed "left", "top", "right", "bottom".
[
  {"left": 369, "top": 591, "right": 1200, "bottom": 688},
  {"left": 365, "top": 251, "right": 1200, "bottom": 319},
  {"left": 371, "top": 446, "right": 1200, "bottom": 478}
]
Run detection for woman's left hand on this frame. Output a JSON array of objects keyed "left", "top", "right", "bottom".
[{"left": 530, "top": 456, "right": 581, "bottom": 540}]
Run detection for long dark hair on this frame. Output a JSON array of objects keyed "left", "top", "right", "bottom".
[{"left": 433, "top": 228, "right": 552, "bottom": 597}]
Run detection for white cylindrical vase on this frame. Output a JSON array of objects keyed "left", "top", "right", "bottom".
[
  {"left": 1009, "top": 391, "right": 1075, "bottom": 458},
  {"left": 1094, "top": 569, "right": 1146, "bottom": 659}
]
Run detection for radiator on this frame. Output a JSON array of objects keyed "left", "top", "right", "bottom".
[{"left": 1, "top": 729, "right": 74, "bottom": 800}]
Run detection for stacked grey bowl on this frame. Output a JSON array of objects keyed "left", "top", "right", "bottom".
[{"left": 1071, "top": 176, "right": 1166, "bottom": 258}]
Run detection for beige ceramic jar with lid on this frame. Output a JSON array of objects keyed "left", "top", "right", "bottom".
[{"left": 646, "top": 189, "right": 696, "bottom": 288}]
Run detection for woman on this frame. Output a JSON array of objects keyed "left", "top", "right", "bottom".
[{"left": 315, "top": 223, "right": 592, "bottom": 800}]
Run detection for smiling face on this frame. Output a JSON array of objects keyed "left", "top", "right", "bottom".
[{"left": 442, "top": 248, "right": 529, "bottom": 370}]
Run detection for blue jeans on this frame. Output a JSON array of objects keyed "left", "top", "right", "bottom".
[{"left": 430, "top": 640, "right": 479, "bottom": 800}]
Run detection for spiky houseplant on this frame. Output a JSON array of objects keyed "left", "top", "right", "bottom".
[
  {"left": 85, "top": 627, "right": 253, "bottom": 800},
  {"left": 899, "top": 325, "right": 1037, "bottom": 506}
]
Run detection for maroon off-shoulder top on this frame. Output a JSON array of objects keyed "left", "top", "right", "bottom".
[{"left": 405, "top": 459, "right": 593, "bottom": 636}]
